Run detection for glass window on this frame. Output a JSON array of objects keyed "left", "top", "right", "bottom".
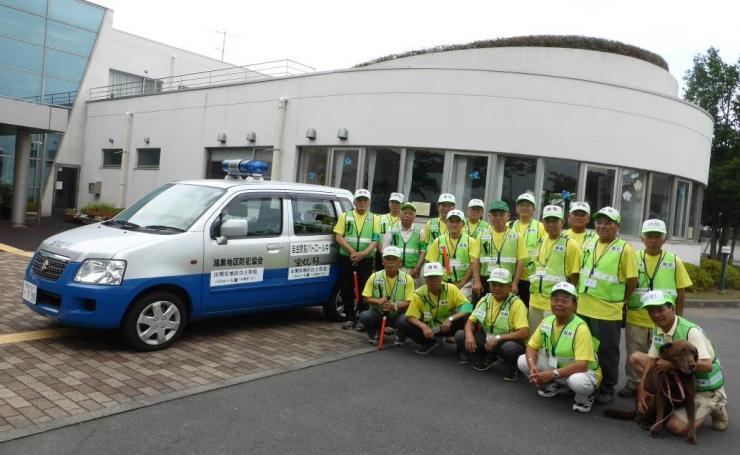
[
  {"left": 206, "top": 147, "right": 272, "bottom": 179},
  {"left": 253, "top": 147, "right": 273, "bottom": 180},
  {"left": 541, "top": 158, "right": 579, "bottom": 209},
  {"left": 102, "top": 148, "right": 121, "bottom": 168},
  {"left": 583, "top": 165, "right": 616, "bottom": 212},
  {"left": 402, "top": 149, "right": 444, "bottom": 218},
  {"left": 44, "top": 133, "right": 61, "bottom": 160},
  {"left": 364, "top": 148, "right": 401, "bottom": 213},
  {"left": 219, "top": 196, "right": 282, "bottom": 238},
  {"left": 49, "top": 0, "right": 104, "bottom": 31},
  {"left": 687, "top": 184, "right": 703, "bottom": 240},
  {"left": 136, "top": 148, "right": 160, "bottom": 169},
  {"left": 296, "top": 147, "right": 328, "bottom": 185},
  {"left": 647, "top": 173, "right": 671, "bottom": 221},
  {"left": 43, "top": 76, "right": 77, "bottom": 96},
  {"left": 46, "top": 19, "right": 97, "bottom": 55},
  {"left": 619, "top": 168, "right": 648, "bottom": 236},
  {"left": 0, "top": 0, "right": 47, "bottom": 15},
  {"left": 292, "top": 198, "right": 337, "bottom": 235},
  {"left": 673, "top": 180, "right": 691, "bottom": 238},
  {"left": 0, "top": 36, "right": 44, "bottom": 73},
  {"left": 45, "top": 48, "right": 87, "bottom": 81},
  {"left": 0, "top": 5, "right": 46, "bottom": 44},
  {"left": 501, "top": 157, "right": 537, "bottom": 210},
  {"left": 449, "top": 153, "right": 487, "bottom": 208},
  {"left": 0, "top": 66, "right": 41, "bottom": 98},
  {"left": 331, "top": 149, "right": 359, "bottom": 192}
]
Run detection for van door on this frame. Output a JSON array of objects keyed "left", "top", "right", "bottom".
[
  {"left": 285, "top": 194, "right": 340, "bottom": 306},
  {"left": 202, "top": 191, "right": 288, "bottom": 314}
]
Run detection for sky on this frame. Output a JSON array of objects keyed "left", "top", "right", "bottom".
[{"left": 93, "top": 0, "right": 740, "bottom": 94}]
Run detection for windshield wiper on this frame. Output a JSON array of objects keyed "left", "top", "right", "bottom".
[
  {"left": 143, "top": 225, "right": 185, "bottom": 233},
  {"left": 103, "top": 220, "right": 140, "bottom": 230}
]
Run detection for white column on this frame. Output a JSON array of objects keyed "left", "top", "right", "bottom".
[{"left": 11, "top": 132, "right": 31, "bottom": 227}]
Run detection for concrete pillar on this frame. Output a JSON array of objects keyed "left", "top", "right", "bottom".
[{"left": 11, "top": 132, "right": 31, "bottom": 227}]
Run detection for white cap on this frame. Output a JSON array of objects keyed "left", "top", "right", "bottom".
[
  {"left": 487, "top": 268, "right": 512, "bottom": 283},
  {"left": 551, "top": 281, "right": 578, "bottom": 297},
  {"left": 382, "top": 246, "right": 402, "bottom": 258},
  {"left": 354, "top": 189, "right": 371, "bottom": 200},
  {"left": 467, "top": 199, "right": 485, "bottom": 208},
  {"left": 423, "top": 262, "right": 445, "bottom": 277},
  {"left": 594, "top": 206, "right": 621, "bottom": 223},
  {"left": 542, "top": 205, "right": 564, "bottom": 220},
  {"left": 438, "top": 193, "right": 456, "bottom": 204},
  {"left": 516, "top": 193, "right": 536, "bottom": 205},
  {"left": 389, "top": 192, "right": 404, "bottom": 203},
  {"left": 642, "top": 219, "right": 667, "bottom": 234},
  {"left": 569, "top": 201, "right": 591, "bottom": 214},
  {"left": 446, "top": 209, "right": 465, "bottom": 221}
]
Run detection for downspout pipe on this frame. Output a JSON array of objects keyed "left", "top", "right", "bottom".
[
  {"left": 271, "top": 97, "right": 288, "bottom": 181},
  {"left": 117, "top": 111, "right": 134, "bottom": 209}
]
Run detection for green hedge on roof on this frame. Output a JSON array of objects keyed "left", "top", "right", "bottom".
[{"left": 355, "top": 35, "right": 669, "bottom": 71}]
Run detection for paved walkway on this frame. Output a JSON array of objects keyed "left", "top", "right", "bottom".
[{"left": 0, "top": 217, "right": 75, "bottom": 253}]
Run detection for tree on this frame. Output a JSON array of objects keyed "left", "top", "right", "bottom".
[{"left": 683, "top": 48, "right": 740, "bottom": 258}]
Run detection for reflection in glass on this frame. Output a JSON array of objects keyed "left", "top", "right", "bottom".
[
  {"left": 43, "top": 76, "right": 77, "bottom": 96},
  {"left": 0, "top": 36, "right": 44, "bottom": 73},
  {"left": 0, "top": 66, "right": 42, "bottom": 98},
  {"left": 102, "top": 148, "right": 122, "bottom": 168},
  {"left": 619, "top": 168, "right": 647, "bottom": 236},
  {"left": 687, "top": 185, "right": 702, "bottom": 239},
  {"left": 584, "top": 166, "right": 615, "bottom": 212},
  {"left": 46, "top": 19, "right": 97, "bottom": 55},
  {"left": 296, "top": 147, "right": 328, "bottom": 185},
  {"left": 0, "top": 5, "right": 46, "bottom": 44},
  {"left": 364, "top": 148, "right": 400, "bottom": 213},
  {"left": 673, "top": 180, "right": 690, "bottom": 237},
  {"left": 450, "top": 154, "right": 487, "bottom": 207},
  {"left": 49, "top": 0, "right": 104, "bottom": 31},
  {"left": 137, "top": 148, "right": 160, "bottom": 168},
  {"left": 45, "top": 48, "right": 87, "bottom": 81},
  {"left": 332, "top": 149, "right": 359, "bottom": 192},
  {"left": 648, "top": 173, "right": 671, "bottom": 221},
  {"left": 206, "top": 147, "right": 272, "bottom": 179},
  {"left": 403, "top": 149, "right": 444, "bottom": 218},
  {"left": 541, "top": 158, "right": 579, "bottom": 210},
  {"left": 1, "top": 0, "right": 47, "bottom": 15},
  {"left": 501, "top": 157, "right": 537, "bottom": 210}
]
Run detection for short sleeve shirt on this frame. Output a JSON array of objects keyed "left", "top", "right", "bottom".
[
  {"left": 627, "top": 253, "right": 693, "bottom": 328},
  {"left": 577, "top": 240, "right": 639, "bottom": 321},
  {"left": 406, "top": 283, "right": 472, "bottom": 326},
  {"left": 361, "top": 271, "right": 415, "bottom": 302},
  {"left": 529, "top": 236, "right": 582, "bottom": 311},
  {"left": 333, "top": 210, "right": 382, "bottom": 241},
  {"left": 469, "top": 294, "right": 529, "bottom": 333}
]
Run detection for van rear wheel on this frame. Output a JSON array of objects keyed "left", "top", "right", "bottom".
[
  {"left": 122, "top": 291, "right": 187, "bottom": 351},
  {"left": 323, "top": 287, "right": 346, "bottom": 321}
]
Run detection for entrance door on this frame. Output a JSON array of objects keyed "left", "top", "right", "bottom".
[{"left": 53, "top": 166, "right": 78, "bottom": 211}]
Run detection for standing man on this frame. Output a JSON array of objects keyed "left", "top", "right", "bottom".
[
  {"left": 376, "top": 192, "right": 404, "bottom": 269},
  {"left": 577, "top": 206, "right": 638, "bottom": 404},
  {"left": 511, "top": 193, "right": 545, "bottom": 307},
  {"left": 424, "top": 193, "right": 456, "bottom": 244},
  {"left": 619, "top": 219, "right": 693, "bottom": 398},
  {"left": 465, "top": 199, "right": 490, "bottom": 239},
  {"left": 425, "top": 209, "right": 483, "bottom": 300},
  {"left": 564, "top": 201, "right": 596, "bottom": 250},
  {"left": 630, "top": 291, "right": 729, "bottom": 435},
  {"left": 528, "top": 205, "right": 581, "bottom": 332},
  {"left": 397, "top": 262, "right": 473, "bottom": 355},
  {"left": 333, "top": 189, "right": 381, "bottom": 330},
  {"left": 383, "top": 202, "right": 426, "bottom": 286},
  {"left": 479, "top": 200, "right": 527, "bottom": 291}
]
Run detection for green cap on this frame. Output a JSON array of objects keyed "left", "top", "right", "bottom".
[
  {"left": 400, "top": 202, "right": 416, "bottom": 212},
  {"left": 593, "top": 206, "right": 621, "bottom": 223},
  {"left": 488, "top": 200, "right": 510, "bottom": 212},
  {"left": 640, "top": 290, "right": 674, "bottom": 308}
]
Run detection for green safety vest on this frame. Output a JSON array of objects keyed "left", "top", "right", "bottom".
[
  {"left": 379, "top": 213, "right": 401, "bottom": 235},
  {"left": 512, "top": 219, "right": 540, "bottom": 275},
  {"left": 414, "top": 284, "right": 452, "bottom": 328},
  {"left": 427, "top": 217, "right": 446, "bottom": 242},
  {"left": 652, "top": 317, "right": 724, "bottom": 392},
  {"left": 479, "top": 228, "right": 519, "bottom": 277},
  {"left": 472, "top": 293, "right": 517, "bottom": 335},
  {"left": 578, "top": 238, "right": 627, "bottom": 303},
  {"left": 340, "top": 210, "right": 376, "bottom": 257},
  {"left": 565, "top": 228, "right": 597, "bottom": 250},
  {"left": 629, "top": 251, "right": 678, "bottom": 310},
  {"left": 466, "top": 220, "right": 490, "bottom": 239},
  {"left": 370, "top": 270, "right": 411, "bottom": 318},
  {"left": 540, "top": 314, "right": 600, "bottom": 371},
  {"left": 436, "top": 233, "right": 472, "bottom": 283},
  {"left": 531, "top": 234, "right": 570, "bottom": 297},
  {"left": 389, "top": 225, "right": 424, "bottom": 269}
]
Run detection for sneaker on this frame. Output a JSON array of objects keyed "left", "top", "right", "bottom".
[
  {"left": 342, "top": 320, "right": 357, "bottom": 330},
  {"left": 367, "top": 334, "right": 378, "bottom": 345},
  {"left": 457, "top": 351, "right": 471, "bottom": 365},
  {"left": 473, "top": 355, "right": 498, "bottom": 371},
  {"left": 393, "top": 336, "right": 407, "bottom": 347},
  {"left": 414, "top": 339, "right": 441, "bottom": 355},
  {"left": 503, "top": 370, "right": 520, "bottom": 382},
  {"left": 384, "top": 326, "right": 396, "bottom": 335},
  {"left": 573, "top": 394, "right": 595, "bottom": 413},
  {"left": 356, "top": 322, "right": 366, "bottom": 332},
  {"left": 617, "top": 386, "right": 637, "bottom": 399},
  {"left": 538, "top": 383, "right": 562, "bottom": 398},
  {"left": 711, "top": 404, "right": 730, "bottom": 431},
  {"left": 595, "top": 390, "right": 615, "bottom": 405}
]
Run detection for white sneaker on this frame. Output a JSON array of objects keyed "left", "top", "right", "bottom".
[
  {"left": 537, "top": 383, "right": 562, "bottom": 398},
  {"left": 573, "top": 394, "right": 595, "bottom": 413}
]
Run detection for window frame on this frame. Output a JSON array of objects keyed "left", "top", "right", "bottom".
[
  {"left": 289, "top": 194, "right": 338, "bottom": 236},
  {"left": 578, "top": 163, "right": 619, "bottom": 210},
  {"left": 101, "top": 148, "right": 122, "bottom": 168},
  {"left": 670, "top": 178, "right": 692, "bottom": 240},
  {"left": 214, "top": 192, "right": 284, "bottom": 240},
  {"left": 135, "top": 147, "right": 161, "bottom": 170}
]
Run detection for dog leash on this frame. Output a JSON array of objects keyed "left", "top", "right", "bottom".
[{"left": 650, "top": 372, "right": 686, "bottom": 433}]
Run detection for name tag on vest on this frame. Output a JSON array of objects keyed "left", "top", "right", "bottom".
[
  {"left": 554, "top": 245, "right": 565, "bottom": 253},
  {"left": 653, "top": 335, "right": 665, "bottom": 345},
  {"left": 473, "top": 307, "right": 487, "bottom": 320},
  {"left": 661, "top": 262, "right": 675, "bottom": 269},
  {"left": 584, "top": 277, "right": 598, "bottom": 288}
]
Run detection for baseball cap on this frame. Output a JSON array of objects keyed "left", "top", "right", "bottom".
[
  {"left": 400, "top": 202, "right": 416, "bottom": 212},
  {"left": 593, "top": 206, "right": 621, "bottom": 223},
  {"left": 423, "top": 262, "right": 445, "bottom": 277},
  {"left": 382, "top": 246, "right": 402, "bottom": 258},
  {"left": 516, "top": 193, "right": 536, "bottom": 205},
  {"left": 446, "top": 209, "right": 465, "bottom": 221},
  {"left": 570, "top": 201, "right": 591, "bottom": 214},
  {"left": 542, "top": 205, "right": 564, "bottom": 220},
  {"left": 389, "top": 192, "right": 404, "bottom": 203},
  {"left": 438, "top": 193, "right": 456, "bottom": 204},
  {"left": 488, "top": 200, "right": 510, "bottom": 212},
  {"left": 354, "top": 189, "right": 371, "bottom": 200},
  {"left": 551, "top": 281, "right": 578, "bottom": 298},
  {"left": 642, "top": 219, "right": 667, "bottom": 234},
  {"left": 467, "top": 199, "right": 485, "bottom": 208},
  {"left": 640, "top": 290, "right": 674, "bottom": 308},
  {"left": 487, "top": 268, "right": 512, "bottom": 284}
]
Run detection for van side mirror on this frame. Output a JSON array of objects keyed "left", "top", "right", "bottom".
[{"left": 221, "top": 218, "right": 248, "bottom": 238}]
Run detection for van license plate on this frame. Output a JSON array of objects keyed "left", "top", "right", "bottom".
[{"left": 23, "top": 281, "right": 37, "bottom": 304}]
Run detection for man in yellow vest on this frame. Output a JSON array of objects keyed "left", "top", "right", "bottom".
[
  {"left": 511, "top": 193, "right": 546, "bottom": 307},
  {"left": 333, "top": 189, "right": 382, "bottom": 330},
  {"left": 528, "top": 205, "right": 581, "bottom": 332},
  {"left": 456, "top": 268, "right": 529, "bottom": 380},
  {"left": 564, "top": 201, "right": 597, "bottom": 250},
  {"left": 577, "top": 206, "right": 637, "bottom": 405},
  {"left": 383, "top": 202, "right": 426, "bottom": 287},
  {"left": 465, "top": 199, "right": 490, "bottom": 239},
  {"left": 425, "top": 209, "right": 483, "bottom": 299},
  {"left": 479, "top": 200, "right": 527, "bottom": 293},
  {"left": 424, "top": 193, "right": 456, "bottom": 244},
  {"left": 630, "top": 291, "right": 729, "bottom": 436},
  {"left": 360, "top": 246, "right": 415, "bottom": 345},
  {"left": 397, "top": 262, "right": 473, "bottom": 355},
  {"left": 618, "top": 219, "right": 693, "bottom": 398},
  {"left": 375, "top": 192, "right": 404, "bottom": 269}
]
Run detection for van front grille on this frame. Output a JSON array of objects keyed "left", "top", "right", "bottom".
[{"left": 32, "top": 251, "right": 70, "bottom": 281}]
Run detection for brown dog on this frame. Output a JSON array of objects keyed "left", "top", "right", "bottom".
[{"left": 604, "top": 340, "right": 699, "bottom": 444}]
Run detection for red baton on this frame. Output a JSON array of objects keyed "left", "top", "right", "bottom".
[
  {"left": 442, "top": 246, "right": 452, "bottom": 276},
  {"left": 378, "top": 315, "right": 387, "bottom": 351},
  {"left": 353, "top": 271, "right": 360, "bottom": 305}
]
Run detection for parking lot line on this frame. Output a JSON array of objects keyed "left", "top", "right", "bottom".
[
  {"left": 0, "top": 327, "right": 80, "bottom": 345},
  {"left": 0, "top": 243, "right": 33, "bottom": 258}
]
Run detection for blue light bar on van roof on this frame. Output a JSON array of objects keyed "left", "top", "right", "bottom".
[{"left": 222, "top": 159, "right": 269, "bottom": 179}]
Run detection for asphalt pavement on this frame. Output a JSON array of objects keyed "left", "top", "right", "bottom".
[{"left": 1, "top": 307, "right": 737, "bottom": 454}]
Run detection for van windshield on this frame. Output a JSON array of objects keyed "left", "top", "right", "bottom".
[{"left": 110, "top": 184, "right": 225, "bottom": 232}]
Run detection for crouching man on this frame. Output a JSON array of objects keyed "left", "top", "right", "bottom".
[{"left": 518, "top": 282, "right": 602, "bottom": 413}]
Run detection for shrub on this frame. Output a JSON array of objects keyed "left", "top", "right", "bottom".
[
  {"left": 685, "top": 262, "right": 714, "bottom": 291},
  {"left": 700, "top": 259, "right": 723, "bottom": 283},
  {"left": 725, "top": 265, "right": 740, "bottom": 290},
  {"left": 80, "top": 202, "right": 120, "bottom": 215}
]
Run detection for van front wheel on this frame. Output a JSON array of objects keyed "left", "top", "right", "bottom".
[
  {"left": 122, "top": 292, "right": 187, "bottom": 351},
  {"left": 323, "top": 287, "right": 346, "bottom": 322}
]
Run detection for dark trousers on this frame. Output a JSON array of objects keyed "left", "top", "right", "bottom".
[
  {"left": 396, "top": 314, "right": 469, "bottom": 346},
  {"left": 359, "top": 310, "right": 403, "bottom": 338},
  {"left": 339, "top": 255, "right": 373, "bottom": 321},
  {"left": 578, "top": 313, "right": 622, "bottom": 394},
  {"left": 454, "top": 330, "right": 524, "bottom": 374},
  {"left": 518, "top": 280, "right": 530, "bottom": 307}
]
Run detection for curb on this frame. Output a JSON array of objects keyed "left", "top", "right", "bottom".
[
  {"left": 685, "top": 300, "right": 740, "bottom": 308},
  {"left": 0, "top": 345, "right": 376, "bottom": 443},
  {"left": 0, "top": 243, "right": 33, "bottom": 258}
]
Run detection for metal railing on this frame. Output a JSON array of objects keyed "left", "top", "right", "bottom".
[
  {"left": 12, "top": 90, "right": 78, "bottom": 107},
  {"left": 89, "top": 59, "right": 315, "bottom": 101}
]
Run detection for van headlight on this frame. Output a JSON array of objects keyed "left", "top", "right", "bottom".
[{"left": 74, "top": 259, "right": 127, "bottom": 285}]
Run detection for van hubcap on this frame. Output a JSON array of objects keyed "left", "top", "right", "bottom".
[{"left": 137, "top": 301, "right": 181, "bottom": 346}]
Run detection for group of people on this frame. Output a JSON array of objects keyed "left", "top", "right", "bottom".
[{"left": 333, "top": 189, "right": 729, "bottom": 436}]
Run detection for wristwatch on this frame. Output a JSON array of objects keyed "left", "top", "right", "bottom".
[
  {"left": 494, "top": 335, "right": 501, "bottom": 342},
  {"left": 447, "top": 316, "right": 454, "bottom": 322},
  {"left": 553, "top": 369, "right": 560, "bottom": 378}
]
